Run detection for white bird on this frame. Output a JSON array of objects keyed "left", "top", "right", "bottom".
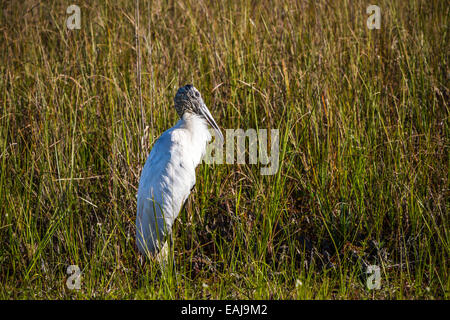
[{"left": 136, "top": 84, "right": 223, "bottom": 260}]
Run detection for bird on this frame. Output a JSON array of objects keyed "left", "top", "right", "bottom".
[{"left": 136, "top": 84, "right": 223, "bottom": 261}]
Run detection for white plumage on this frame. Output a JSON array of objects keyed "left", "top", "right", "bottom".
[{"left": 136, "top": 85, "right": 223, "bottom": 259}]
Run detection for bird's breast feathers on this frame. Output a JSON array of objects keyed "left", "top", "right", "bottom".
[{"left": 137, "top": 121, "right": 210, "bottom": 224}]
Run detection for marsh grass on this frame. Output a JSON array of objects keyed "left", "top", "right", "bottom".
[{"left": 0, "top": 0, "right": 448, "bottom": 299}]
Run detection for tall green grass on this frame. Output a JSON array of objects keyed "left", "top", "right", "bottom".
[{"left": 0, "top": 0, "right": 448, "bottom": 299}]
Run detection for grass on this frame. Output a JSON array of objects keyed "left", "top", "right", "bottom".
[{"left": 0, "top": 0, "right": 448, "bottom": 299}]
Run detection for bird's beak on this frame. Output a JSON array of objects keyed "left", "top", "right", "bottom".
[{"left": 199, "top": 102, "right": 224, "bottom": 143}]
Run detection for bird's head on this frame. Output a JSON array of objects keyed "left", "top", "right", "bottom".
[{"left": 174, "top": 84, "right": 224, "bottom": 142}]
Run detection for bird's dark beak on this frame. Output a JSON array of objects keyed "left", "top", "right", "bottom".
[{"left": 199, "top": 102, "right": 224, "bottom": 143}]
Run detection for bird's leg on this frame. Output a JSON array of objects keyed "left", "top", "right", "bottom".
[
  {"left": 156, "top": 237, "right": 179, "bottom": 282},
  {"left": 170, "top": 233, "right": 177, "bottom": 273},
  {"left": 156, "top": 241, "right": 169, "bottom": 267},
  {"left": 168, "top": 233, "right": 179, "bottom": 283}
]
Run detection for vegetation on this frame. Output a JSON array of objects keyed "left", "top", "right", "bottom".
[{"left": 0, "top": 0, "right": 448, "bottom": 299}]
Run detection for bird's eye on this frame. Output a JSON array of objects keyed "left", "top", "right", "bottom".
[{"left": 194, "top": 92, "right": 200, "bottom": 98}]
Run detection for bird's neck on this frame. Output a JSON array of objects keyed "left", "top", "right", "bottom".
[
  {"left": 177, "top": 113, "right": 212, "bottom": 164},
  {"left": 181, "top": 113, "right": 210, "bottom": 138}
]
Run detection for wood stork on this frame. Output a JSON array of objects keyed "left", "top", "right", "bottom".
[{"left": 136, "top": 84, "right": 223, "bottom": 260}]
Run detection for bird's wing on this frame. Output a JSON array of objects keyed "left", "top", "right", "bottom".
[{"left": 136, "top": 127, "right": 196, "bottom": 254}]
